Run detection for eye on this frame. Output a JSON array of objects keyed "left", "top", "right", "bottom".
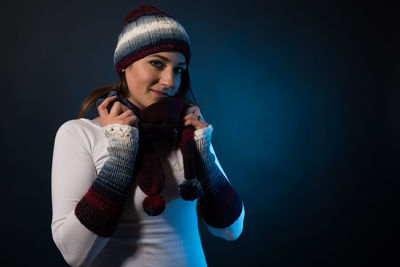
[
  {"left": 150, "top": 60, "right": 186, "bottom": 74},
  {"left": 175, "top": 67, "right": 186, "bottom": 74},
  {"left": 150, "top": 60, "right": 164, "bottom": 68}
]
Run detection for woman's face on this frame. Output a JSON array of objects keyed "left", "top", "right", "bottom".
[{"left": 125, "top": 51, "right": 187, "bottom": 110}]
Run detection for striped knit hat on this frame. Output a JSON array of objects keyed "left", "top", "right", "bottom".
[{"left": 113, "top": 3, "right": 192, "bottom": 77}]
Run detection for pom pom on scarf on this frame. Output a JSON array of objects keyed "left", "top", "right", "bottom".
[
  {"left": 142, "top": 195, "right": 166, "bottom": 216},
  {"left": 178, "top": 178, "right": 204, "bottom": 201}
]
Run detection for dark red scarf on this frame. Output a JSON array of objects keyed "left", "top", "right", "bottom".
[{"left": 127, "top": 96, "right": 203, "bottom": 216}]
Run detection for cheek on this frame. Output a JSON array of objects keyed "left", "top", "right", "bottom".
[
  {"left": 126, "top": 72, "right": 144, "bottom": 92},
  {"left": 132, "top": 69, "right": 155, "bottom": 87},
  {"left": 174, "top": 76, "right": 182, "bottom": 93},
  {"left": 126, "top": 78, "right": 137, "bottom": 96},
  {"left": 175, "top": 76, "right": 181, "bottom": 85}
]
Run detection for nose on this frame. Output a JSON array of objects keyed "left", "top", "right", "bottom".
[{"left": 159, "top": 68, "right": 176, "bottom": 90}]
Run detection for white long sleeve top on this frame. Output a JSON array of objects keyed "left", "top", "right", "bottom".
[{"left": 51, "top": 118, "right": 245, "bottom": 267}]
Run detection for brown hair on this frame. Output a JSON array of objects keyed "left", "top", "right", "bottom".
[{"left": 76, "top": 68, "right": 197, "bottom": 119}]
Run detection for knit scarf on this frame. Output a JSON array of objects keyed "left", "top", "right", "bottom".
[{"left": 97, "top": 91, "right": 204, "bottom": 216}]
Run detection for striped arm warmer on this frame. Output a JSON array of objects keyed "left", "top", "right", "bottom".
[
  {"left": 75, "top": 124, "right": 139, "bottom": 237},
  {"left": 194, "top": 125, "right": 243, "bottom": 228}
]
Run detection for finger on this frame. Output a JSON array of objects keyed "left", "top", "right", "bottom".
[
  {"left": 98, "top": 95, "right": 117, "bottom": 108},
  {"left": 98, "top": 95, "right": 117, "bottom": 117},
  {"left": 184, "top": 113, "right": 194, "bottom": 120},
  {"left": 109, "top": 101, "right": 122, "bottom": 116},
  {"left": 121, "top": 114, "right": 139, "bottom": 126},
  {"left": 120, "top": 104, "right": 130, "bottom": 112},
  {"left": 184, "top": 118, "right": 208, "bottom": 129},
  {"left": 184, "top": 118, "right": 194, "bottom": 126},
  {"left": 119, "top": 109, "right": 134, "bottom": 119},
  {"left": 185, "top": 106, "right": 198, "bottom": 114},
  {"left": 188, "top": 107, "right": 203, "bottom": 119},
  {"left": 184, "top": 117, "right": 202, "bottom": 125},
  {"left": 184, "top": 112, "right": 203, "bottom": 121}
]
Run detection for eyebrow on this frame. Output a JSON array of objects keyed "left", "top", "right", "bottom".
[{"left": 149, "top": 54, "right": 187, "bottom": 66}]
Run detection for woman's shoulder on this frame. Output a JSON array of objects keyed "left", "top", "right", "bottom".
[
  {"left": 58, "top": 118, "right": 101, "bottom": 132},
  {"left": 53, "top": 118, "right": 106, "bottom": 157},
  {"left": 55, "top": 118, "right": 103, "bottom": 142}
]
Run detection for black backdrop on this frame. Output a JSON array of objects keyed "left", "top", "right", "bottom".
[{"left": 1, "top": 0, "right": 398, "bottom": 266}]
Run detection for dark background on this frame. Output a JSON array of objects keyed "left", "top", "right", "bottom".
[{"left": 1, "top": 0, "right": 398, "bottom": 266}]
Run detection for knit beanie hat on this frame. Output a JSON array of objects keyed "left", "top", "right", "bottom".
[{"left": 113, "top": 3, "right": 192, "bottom": 77}]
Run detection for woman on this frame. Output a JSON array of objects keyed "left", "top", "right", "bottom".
[{"left": 51, "top": 3, "right": 245, "bottom": 266}]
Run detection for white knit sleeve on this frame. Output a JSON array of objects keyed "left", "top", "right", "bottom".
[
  {"left": 194, "top": 125, "right": 245, "bottom": 241},
  {"left": 51, "top": 120, "right": 109, "bottom": 266}
]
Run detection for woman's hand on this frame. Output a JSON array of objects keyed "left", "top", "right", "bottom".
[
  {"left": 97, "top": 95, "right": 139, "bottom": 127},
  {"left": 183, "top": 105, "right": 209, "bottom": 130}
]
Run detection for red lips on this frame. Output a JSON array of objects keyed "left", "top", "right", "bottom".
[{"left": 151, "top": 90, "right": 168, "bottom": 98}]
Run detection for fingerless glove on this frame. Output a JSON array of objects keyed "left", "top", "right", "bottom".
[
  {"left": 194, "top": 125, "right": 243, "bottom": 228},
  {"left": 75, "top": 124, "right": 139, "bottom": 237}
]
